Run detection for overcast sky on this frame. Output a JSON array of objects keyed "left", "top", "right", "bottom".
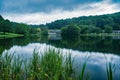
[{"left": 0, "top": 0, "right": 120, "bottom": 24}]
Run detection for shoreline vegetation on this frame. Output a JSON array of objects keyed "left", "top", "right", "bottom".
[
  {"left": 0, "top": 31, "right": 120, "bottom": 39},
  {"left": 0, "top": 48, "right": 116, "bottom": 80},
  {"left": 80, "top": 33, "right": 120, "bottom": 36},
  {"left": 0, "top": 32, "right": 24, "bottom": 39}
]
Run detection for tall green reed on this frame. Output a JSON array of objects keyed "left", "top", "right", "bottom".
[
  {"left": 0, "top": 52, "right": 14, "bottom": 79},
  {"left": 106, "top": 62, "right": 116, "bottom": 80},
  {"left": 105, "top": 55, "right": 116, "bottom": 80},
  {"left": 78, "top": 55, "right": 90, "bottom": 80},
  {"left": 11, "top": 55, "right": 23, "bottom": 80}
]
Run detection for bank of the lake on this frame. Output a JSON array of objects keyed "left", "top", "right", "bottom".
[
  {"left": 80, "top": 33, "right": 120, "bottom": 37},
  {"left": 0, "top": 32, "right": 24, "bottom": 39}
]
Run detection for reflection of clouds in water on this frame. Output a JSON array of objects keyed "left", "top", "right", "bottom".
[
  {"left": 4, "top": 43, "right": 120, "bottom": 65},
  {"left": 3, "top": 43, "right": 120, "bottom": 80}
]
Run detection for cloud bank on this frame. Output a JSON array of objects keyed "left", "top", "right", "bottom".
[
  {"left": 1, "top": 0, "right": 120, "bottom": 24},
  {"left": 0, "top": 0, "right": 102, "bottom": 13}
]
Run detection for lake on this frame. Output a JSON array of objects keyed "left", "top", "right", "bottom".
[{"left": 0, "top": 35, "right": 120, "bottom": 80}]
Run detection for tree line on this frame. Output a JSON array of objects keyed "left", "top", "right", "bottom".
[
  {"left": 0, "top": 15, "right": 38, "bottom": 36},
  {"left": 45, "top": 12, "right": 120, "bottom": 34}
]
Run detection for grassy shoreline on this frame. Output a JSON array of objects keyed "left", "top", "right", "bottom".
[{"left": 0, "top": 32, "right": 24, "bottom": 39}]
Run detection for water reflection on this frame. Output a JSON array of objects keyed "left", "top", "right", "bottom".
[
  {"left": 3, "top": 43, "right": 120, "bottom": 80},
  {"left": 48, "top": 36, "right": 120, "bottom": 54},
  {"left": 0, "top": 36, "right": 120, "bottom": 55},
  {"left": 48, "top": 34, "right": 61, "bottom": 40}
]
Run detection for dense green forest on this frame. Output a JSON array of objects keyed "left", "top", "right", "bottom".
[
  {"left": 46, "top": 12, "right": 120, "bottom": 29},
  {"left": 45, "top": 12, "right": 120, "bottom": 34},
  {"left": 0, "top": 15, "right": 39, "bottom": 36}
]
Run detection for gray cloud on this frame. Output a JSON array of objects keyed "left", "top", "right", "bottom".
[{"left": 0, "top": 0, "right": 102, "bottom": 13}]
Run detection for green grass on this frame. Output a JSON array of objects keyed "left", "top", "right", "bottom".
[{"left": 0, "top": 32, "right": 24, "bottom": 38}]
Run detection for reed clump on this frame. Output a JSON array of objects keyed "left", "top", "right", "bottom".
[
  {"left": 0, "top": 48, "right": 117, "bottom": 80},
  {"left": 0, "top": 48, "right": 76, "bottom": 80}
]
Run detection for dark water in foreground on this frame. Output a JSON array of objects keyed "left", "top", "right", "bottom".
[{"left": 0, "top": 35, "right": 120, "bottom": 80}]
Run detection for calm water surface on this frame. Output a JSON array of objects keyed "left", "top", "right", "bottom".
[{"left": 0, "top": 35, "right": 120, "bottom": 80}]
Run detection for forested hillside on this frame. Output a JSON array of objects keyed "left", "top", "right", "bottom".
[
  {"left": 46, "top": 12, "right": 120, "bottom": 31},
  {"left": 0, "top": 15, "right": 38, "bottom": 36}
]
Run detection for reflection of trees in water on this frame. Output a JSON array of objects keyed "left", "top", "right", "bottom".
[
  {"left": 48, "top": 35, "right": 120, "bottom": 54},
  {"left": 80, "top": 36, "right": 102, "bottom": 45},
  {"left": 78, "top": 36, "right": 101, "bottom": 52},
  {"left": 109, "top": 40, "right": 119, "bottom": 54},
  {"left": 0, "top": 37, "right": 29, "bottom": 47},
  {"left": 61, "top": 35, "right": 80, "bottom": 49},
  {"left": 0, "top": 35, "right": 120, "bottom": 55},
  {"left": 80, "top": 36, "right": 120, "bottom": 54},
  {"left": 48, "top": 40, "right": 62, "bottom": 48},
  {"left": 103, "top": 36, "right": 113, "bottom": 47},
  {"left": 0, "top": 38, "right": 30, "bottom": 53},
  {"left": 96, "top": 36, "right": 115, "bottom": 53},
  {"left": 40, "top": 35, "right": 48, "bottom": 43},
  {"left": 0, "top": 36, "right": 42, "bottom": 53}
]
